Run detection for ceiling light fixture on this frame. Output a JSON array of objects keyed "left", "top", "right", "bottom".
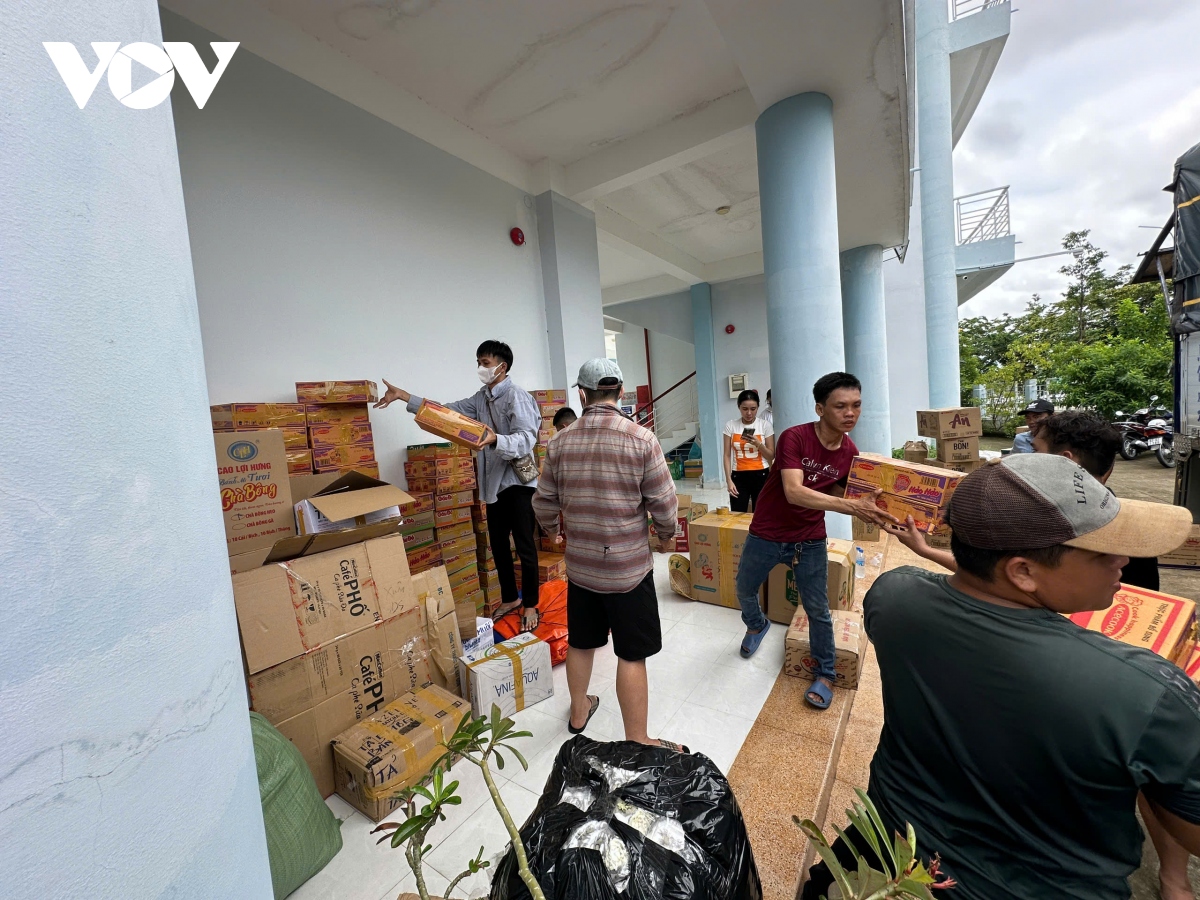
[{"left": 715, "top": 205, "right": 731, "bottom": 215}]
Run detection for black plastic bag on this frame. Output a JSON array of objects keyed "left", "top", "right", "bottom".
[{"left": 490, "top": 736, "right": 761, "bottom": 900}]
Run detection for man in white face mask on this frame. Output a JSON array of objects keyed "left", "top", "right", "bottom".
[{"left": 377, "top": 340, "right": 543, "bottom": 630}]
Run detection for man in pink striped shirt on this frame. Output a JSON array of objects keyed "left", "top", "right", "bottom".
[{"left": 533, "top": 359, "right": 686, "bottom": 751}]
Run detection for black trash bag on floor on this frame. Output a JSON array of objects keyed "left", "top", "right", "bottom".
[{"left": 490, "top": 736, "right": 761, "bottom": 900}]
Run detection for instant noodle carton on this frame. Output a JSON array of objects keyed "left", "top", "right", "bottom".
[
  {"left": 434, "top": 489, "right": 475, "bottom": 511},
  {"left": 1160, "top": 524, "right": 1200, "bottom": 570},
  {"left": 308, "top": 422, "right": 374, "bottom": 448},
  {"left": 407, "top": 442, "right": 473, "bottom": 461},
  {"left": 286, "top": 448, "right": 313, "bottom": 475},
  {"left": 296, "top": 380, "right": 379, "bottom": 404},
  {"left": 313, "top": 443, "right": 377, "bottom": 472},
  {"left": 407, "top": 473, "right": 478, "bottom": 494},
  {"left": 232, "top": 403, "right": 307, "bottom": 429},
  {"left": 1068, "top": 585, "right": 1197, "bottom": 663},
  {"left": 689, "top": 512, "right": 754, "bottom": 608},
  {"left": 848, "top": 456, "right": 961, "bottom": 507},
  {"left": 936, "top": 436, "right": 980, "bottom": 463},
  {"left": 843, "top": 481, "right": 943, "bottom": 533},
  {"left": 305, "top": 403, "right": 370, "bottom": 428},
  {"left": 404, "top": 457, "right": 475, "bottom": 480},
  {"left": 414, "top": 400, "right": 490, "bottom": 450}
]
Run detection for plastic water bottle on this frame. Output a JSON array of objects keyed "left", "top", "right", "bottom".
[{"left": 855, "top": 546, "right": 865, "bottom": 579}]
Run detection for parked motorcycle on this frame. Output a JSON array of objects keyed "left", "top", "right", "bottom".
[{"left": 1114, "top": 395, "right": 1175, "bottom": 468}]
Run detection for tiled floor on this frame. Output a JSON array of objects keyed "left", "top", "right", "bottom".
[{"left": 293, "top": 481, "right": 785, "bottom": 900}]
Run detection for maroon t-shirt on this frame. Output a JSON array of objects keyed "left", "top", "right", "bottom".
[{"left": 750, "top": 422, "right": 857, "bottom": 542}]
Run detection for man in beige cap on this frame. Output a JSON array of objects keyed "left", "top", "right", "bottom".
[{"left": 803, "top": 453, "right": 1197, "bottom": 900}]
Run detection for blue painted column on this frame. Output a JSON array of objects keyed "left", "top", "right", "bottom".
[
  {"left": 691, "top": 282, "right": 724, "bottom": 487},
  {"left": 756, "top": 93, "right": 846, "bottom": 432},
  {"left": 917, "top": 0, "right": 961, "bottom": 407},
  {"left": 757, "top": 92, "right": 850, "bottom": 539},
  {"left": 842, "top": 245, "right": 893, "bottom": 455}
]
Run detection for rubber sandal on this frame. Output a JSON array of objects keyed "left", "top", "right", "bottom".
[
  {"left": 521, "top": 608, "right": 541, "bottom": 632},
  {"left": 493, "top": 600, "right": 521, "bottom": 620},
  {"left": 657, "top": 740, "right": 690, "bottom": 753},
  {"left": 568, "top": 695, "right": 600, "bottom": 734},
  {"left": 739, "top": 621, "right": 771, "bottom": 658},
  {"left": 806, "top": 679, "right": 834, "bottom": 710}
]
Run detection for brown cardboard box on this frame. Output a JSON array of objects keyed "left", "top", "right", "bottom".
[
  {"left": 455, "top": 599, "right": 478, "bottom": 640},
  {"left": 852, "top": 518, "right": 880, "bottom": 542},
  {"left": 535, "top": 552, "right": 567, "bottom": 582},
  {"left": 407, "top": 442, "right": 473, "bottom": 461},
  {"left": 481, "top": 569, "right": 502, "bottom": 601},
  {"left": 403, "top": 528, "right": 436, "bottom": 552},
  {"left": 931, "top": 457, "right": 986, "bottom": 474},
  {"left": 916, "top": 407, "right": 983, "bottom": 441},
  {"left": 408, "top": 473, "right": 478, "bottom": 494},
  {"left": 1068, "top": 585, "right": 1197, "bottom": 662},
  {"left": 294, "top": 471, "right": 412, "bottom": 537},
  {"left": 844, "top": 481, "right": 944, "bottom": 533},
  {"left": 215, "top": 430, "right": 296, "bottom": 557},
  {"left": 902, "top": 440, "right": 928, "bottom": 463},
  {"left": 785, "top": 608, "right": 868, "bottom": 689},
  {"left": 414, "top": 400, "right": 490, "bottom": 450},
  {"left": 211, "top": 404, "right": 234, "bottom": 431},
  {"left": 405, "top": 542, "right": 443, "bottom": 574},
  {"left": 688, "top": 512, "right": 754, "bottom": 608},
  {"left": 532, "top": 389, "right": 568, "bottom": 404},
  {"left": 325, "top": 462, "right": 381, "bottom": 479},
  {"left": 231, "top": 403, "right": 307, "bottom": 429},
  {"left": 448, "top": 561, "right": 480, "bottom": 594},
  {"left": 313, "top": 443, "right": 377, "bottom": 472},
  {"left": 440, "top": 533, "right": 477, "bottom": 559},
  {"left": 232, "top": 533, "right": 415, "bottom": 675},
  {"left": 414, "top": 567, "right": 466, "bottom": 697},
  {"left": 1160, "top": 524, "right": 1200, "bottom": 569},
  {"left": 926, "top": 526, "right": 953, "bottom": 550},
  {"left": 399, "top": 493, "right": 435, "bottom": 517},
  {"left": 286, "top": 448, "right": 313, "bottom": 475},
  {"left": 434, "top": 506, "right": 473, "bottom": 530},
  {"left": 331, "top": 684, "right": 469, "bottom": 820},
  {"left": 848, "top": 455, "right": 961, "bottom": 507},
  {"left": 398, "top": 510, "right": 436, "bottom": 535},
  {"left": 308, "top": 422, "right": 374, "bottom": 448},
  {"left": 1014, "top": 425, "right": 1030, "bottom": 435},
  {"left": 232, "top": 425, "right": 309, "bottom": 449},
  {"left": 936, "top": 436, "right": 980, "bottom": 463},
  {"left": 305, "top": 403, "right": 370, "bottom": 428},
  {"left": 437, "top": 519, "right": 475, "bottom": 544},
  {"left": 442, "top": 547, "right": 478, "bottom": 576},
  {"left": 1183, "top": 644, "right": 1200, "bottom": 687},
  {"left": 434, "top": 489, "right": 476, "bottom": 511},
  {"left": 296, "top": 380, "right": 379, "bottom": 404},
  {"left": 405, "top": 458, "right": 476, "bottom": 480},
  {"left": 765, "top": 541, "right": 855, "bottom": 624}
]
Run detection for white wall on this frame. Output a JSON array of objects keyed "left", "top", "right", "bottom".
[
  {"left": 614, "top": 325, "right": 650, "bottom": 391},
  {"left": 165, "top": 11, "right": 550, "bottom": 485},
  {"left": 649, "top": 331, "right": 696, "bottom": 397},
  {"left": 884, "top": 185, "right": 931, "bottom": 445},
  {"left": 2, "top": 4, "right": 271, "bottom": 896},
  {"left": 711, "top": 277, "right": 772, "bottom": 427},
  {"left": 604, "top": 291, "right": 695, "bottom": 343}
]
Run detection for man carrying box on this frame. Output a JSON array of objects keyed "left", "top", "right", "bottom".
[
  {"left": 733, "top": 372, "right": 897, "bottom": 710},
  {"left": 376, "top": 340, "right": 541, "bottom": 630},
  {"left": 804, "top": 454, "right": 1197, "bottom": 900}
]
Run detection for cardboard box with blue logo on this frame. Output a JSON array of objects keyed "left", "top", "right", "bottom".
[{"left": 214, "top": 429, "right": 296, "bottom": 558}]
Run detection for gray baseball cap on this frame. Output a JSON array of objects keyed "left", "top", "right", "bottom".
[
  {"left": 947, "top": 452, "right": 1191, "bottom": 557},
  {"left": 574, "top": 358, "right": 624, "bottom": 390}
]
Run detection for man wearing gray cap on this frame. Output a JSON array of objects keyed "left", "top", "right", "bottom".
[
  {"left": 533, "top": 359, "right": 686, "bottom": 751},
  {"left": 803, "top": 453, "right": 1198, "bottom": 900}
]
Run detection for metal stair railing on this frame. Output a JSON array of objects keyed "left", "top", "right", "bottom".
[
  {"left": 640, "top": 372, "right": 698, "bottom": 440},
  {"left": 955, "top": 186, "right": 1010, "bottom": 245},
  {"left": 951, "top": 0, "right": 1006, "bottom": 21}
]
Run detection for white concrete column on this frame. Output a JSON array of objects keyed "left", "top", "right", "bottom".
[
  {"left": 691, "top": 283, "right": 725, "bottom": 486},
  {"left": 535, "top": 191, "right": 606, "bottom": 407},
  {"left": 842, "top": 245, "right": 893, "bottom": 455},
  {"left": 1, "top": 6, "right": 272, "bottom": 896}
]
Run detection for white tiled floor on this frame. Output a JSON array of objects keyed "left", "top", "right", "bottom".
[{"left": 294, "top": 481, "right": 784, "bottom": 900}]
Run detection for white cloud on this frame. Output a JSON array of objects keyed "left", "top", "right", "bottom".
[{"left": 956, "top": 0, "right": 1200, "bottom": 319}]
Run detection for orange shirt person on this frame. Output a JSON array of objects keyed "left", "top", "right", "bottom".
[{"left": 722, "top": 389, "right": 775, "bottom": 511}]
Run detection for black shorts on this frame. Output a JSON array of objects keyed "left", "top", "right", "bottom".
[{"left": 567, "top": 570, "right": 662, "bottom": 662}]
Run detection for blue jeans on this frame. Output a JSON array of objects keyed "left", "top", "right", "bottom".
[{"left": 735, "top": 533, "right": 835, "bottom": 681}]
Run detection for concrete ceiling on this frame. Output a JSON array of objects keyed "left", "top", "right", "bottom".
[{"left": 163, "top": 0, "right": 912, "bottom": 296}]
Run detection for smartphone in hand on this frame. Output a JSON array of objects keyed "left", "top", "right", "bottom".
[{"left": 741, "top": 427, "right": 756, "bottom": 441}]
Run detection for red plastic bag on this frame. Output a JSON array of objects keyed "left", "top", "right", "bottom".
[{"left": 494, "top": 579, "right": 569, "bottom": 665}]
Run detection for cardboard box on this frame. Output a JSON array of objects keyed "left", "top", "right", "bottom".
[
  {"left": 405, "top": 457, "right": 475, "bottom": 480},
  {"left": 406, "top": 542, "right": 443, "bottom": 574},
  {"left": 211, "top": 403, "right": 234, "bottom": 431},
  {"left": 532, "top": 389, "right": 568, "bottom": 404},
  {"left": 536, "top": 552, "right": 567, "bottom": 583},
  {"left": 407, "top": 442, "right": 473, "bottom": 461},
  {"left": 305, "top": 403, "right": 370, "bottom": 427},
  {"left": 902, "top": 440, "right": 928, "bottom": 463},
  {"left": 844, "top": 481, "right": 943, "bottom": 532},
  {"left": 916, "top": 407, "right": 982, "bottom": 441},
  {"left": 331, "top": 684, "right": 469, "bottom": 820},
  {"left": 682, "top": 459, "right": 703, "bottom": 479},
  {"left": 537, "top": 426, "right": 555, "bottom": 446},
  {"left": 688, "top": 512, "right": 754, "bottom": 608},
  {"left": 460, "top": 633, "right": 554, "bottom": 718},
  {"left": 936, "top": 436, "right": 980, "bottom": 463},
  {"left": 414, "top": 567, "right": 466, "bottom": 697},
  {"left": 414, "top": 400, "right": 490, "bottom": 450},
  {"left": 437, "top": 519, "right": 475, "bottom": 544},
  {"left": 232, "top": 533, "right": 415, "bottom": 675},
  {"left": 784, "top": 608, "right": 868, "bottom": 689},
  {"left": 308, "top": 422, "right": 374, "bottom": 448},
  {"left": 455, "top": 598, "right": 479, "bottom": 640},
  {"left": 1068, "top": 585, "right": 1197, "bottom": 662},
  {"left": 296, "top": 380, "right": 379, "bottom": 404},
  {"left": 852, "top": 518, "right": 880, "bottom": 542},
  {"left": 1014, "top": 425, "right": 1030, "bottom": 435},
  {"left": 674, "top": 496, "right": 692, "bottom": 552},
  {"left": 926, "top": 526, "right": 953, "bottom": 550},
  {"left": 1160, "top": 524, "right": 1200, "bottom": 569},
  {"left": 294, "top": 471, "right": 412, "bottom": 537},
  {"left": 232, "top": 425, "right": 309, "bottom": 449},
  {"left": 231, "top": 403, "right": 307, "bottom": 429},
  {"left": 313, "top": 443, "right": 377, "bottom": 472},
  {"left": 408, "top": 473, "right": 478, "bottom": 494},
  {"left": 440, "top": 533, "right": 477, "bottom": 559},
  {"left": 765, "top": 541, "right": 855, "bottom": 625},
  {"left": 399, "top": 493, "right": 435, "bottom": 517},
  {"left": 481, "top": 569, "right": 502, "bottom": 601},
  {"left": 448, "top": 562, "right": 480, "bottom": 594},
  {"left": 403, "top": 528, "right": 436, "bottom": 552},
  {"left": 434, "top": 506, "right": 473, "bottom": 531},
  {"left": 931, "top": 458, "right": 986, "bottom": 474},
  {"left": 215, "top": 430, "right": 296, "bottom": 557},
  {"left": 324, "top": 462, "right": 381, "bottom": 480},
  {"left": 1183, "top": 643, "right": 1200, "bottom": 687},
  {"left": 461, "top": 618, "right": 495, "bottom": 659},
  {"left": 442, "top": 547, "right": 478, "bottom": 576},
  {"left": 848, "top": 456, "right": 961, "bottom": 507},
  {"left": 434, "top": 489, "right": 476, "bottom": 511},
  {"left": 397, "top": 509, "right": 436, "bottom": 536},
  {"left": 286, "top": 448, "right": 313, "bottom": 475}
]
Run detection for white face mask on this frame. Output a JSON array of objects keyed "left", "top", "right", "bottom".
[{"left": 478, "top": 363, "right": 502, "bottom": 384}]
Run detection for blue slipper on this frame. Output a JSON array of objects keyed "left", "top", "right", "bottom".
[
  {"left": 739, "top": 621, "right": 770, "bottom": 658},
  {"left": 806, "top": 679, "right": 834, "bottom": 710}
]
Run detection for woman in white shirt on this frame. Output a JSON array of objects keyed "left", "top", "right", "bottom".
[{"left": 722, "top": 389, "right": 775, "bottom": 512}]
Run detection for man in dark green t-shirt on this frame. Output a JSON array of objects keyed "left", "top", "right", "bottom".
[{"left": 803, "top": 454, "right": 1198, "bottom": 900}]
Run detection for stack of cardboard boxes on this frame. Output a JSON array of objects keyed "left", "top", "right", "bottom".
[
  {"left": 297, "top": 380, "right": 380, "bottom": 476},
  {"left": 532, "top": 389, "right": 568, "bottom": 465},
  {"left": 845, "top": 454, "right": 963, "bottom": 550},
  {"left": 917, "top": 407, "right": 985, "bottom": 474},
  {"left": 212, "top": 403, "right": 312, "bottom": 475}
]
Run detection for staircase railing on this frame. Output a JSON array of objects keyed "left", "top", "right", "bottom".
[
  {"left": 639, "top": 372, "right": 698, "bottom": 441},
  {"left": 955, "top": 186, "right": 1010, "bottom": 245},
  {"left": 951, "top": 0, "right": 1005, "bottom": 21}
]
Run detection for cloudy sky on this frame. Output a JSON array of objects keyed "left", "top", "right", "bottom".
[{"left": 956, "top": 0, "right": 1200, "bottom": 319}]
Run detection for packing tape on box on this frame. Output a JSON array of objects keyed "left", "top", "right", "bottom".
[
  {"left": 360, "top": 720, "right": 419, "bottom": 785},
  {"left": 357, "top": 700, "right": 458, "bottom": 802},
  {"left": 278, "top": 559, "right": 372, "bottom": 653},
  {"left": 468, "top": 643, "right": 526, "bottom": 711}
]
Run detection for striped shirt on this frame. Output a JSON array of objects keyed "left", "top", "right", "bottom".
[{"left": 532, "top": 404, "right": 677, "bottom": 593}]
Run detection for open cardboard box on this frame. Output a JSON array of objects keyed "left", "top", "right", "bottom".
[{"left": 295, "top": 470, "right": 414, "bottom": 536}]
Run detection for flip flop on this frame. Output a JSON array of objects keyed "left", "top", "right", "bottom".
[
  {"left": 657, "top": 740, "right": 690, "bottom": 753},
  {"left": 740, "top": 621, "right": 771, "bottom": 658},
  {"left": 568, "top": 695, "right": 600, "bottom": 734},
  {"left": 493, "top": 600, "right": 521, "bottom": 620},
  {"left": 806, "top": 679, "right": 834, "bottom": 710},
  {"left": 521, "top": 608, "right": 541, "bottom": 632}
]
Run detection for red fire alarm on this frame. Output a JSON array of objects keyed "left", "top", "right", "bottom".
[
  {"left": 510, "top": 227, "right": 525, "bottom": 246},
  {"left": 725, "top": 324, "right": 735, "bottom": 334}
]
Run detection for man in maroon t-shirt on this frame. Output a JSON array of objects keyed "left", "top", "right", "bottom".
[{"left": 735, "top": 372, "right": 896, "bottom": 709}]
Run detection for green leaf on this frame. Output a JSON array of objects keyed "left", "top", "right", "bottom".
[
  {"left": 443, "top": 795, "right": 462, "bottom": 806},
  {"left": 388, "top": 817, "right": 426, "bottom": 848},
  {"left": 500, "top": 744, "right": 529, "bottom": 772}
]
